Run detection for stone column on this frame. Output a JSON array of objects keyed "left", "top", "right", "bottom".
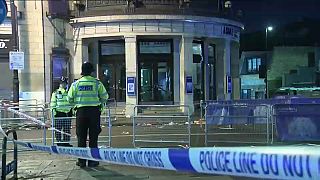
[
  {"left": 225, "top": 39, "right": 232, "bottom": 100},
  {"left": 125, "top": 35, "right": 138, "bottom": 116},
  {"left": 231, "top": 41, "right": 240, "bottom": 99},
  {"left": 215, "top": 39, "right": 226, "bottom": 100},
  {"left": 72, "top": 38, "right": 88, "bottom": 80},
  {"left": 173, "top": 37, "right": 181, "bottom": 104},
  {"left": 180, "top": 36, "right": 194, "bottom": 113},
  {"left": 87, "top": 40, "right": 99, "bottom": 78},
  {"left": 203, "top": 39, "right": 209, "bottom": 101}
]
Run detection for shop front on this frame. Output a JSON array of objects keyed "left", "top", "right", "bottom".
[{"left": 71, "top": 15, "right": 243, "bottom": 115}]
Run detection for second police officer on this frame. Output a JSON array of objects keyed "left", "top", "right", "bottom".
[
  {"left": 68, "top": 62, "right": 109, "bottom": 168},
  {"left": 50, "top": 77, "right": 73, "bottom": 147}
]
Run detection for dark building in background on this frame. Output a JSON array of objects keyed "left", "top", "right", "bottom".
[{"left": 239, "top": 18, "right": 320, "bottom": 99}]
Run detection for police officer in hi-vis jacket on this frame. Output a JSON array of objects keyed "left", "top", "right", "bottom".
[
  {"left": 68, "top": 62, "right": 109, "bottom": 168},
  {"left": 50, "top": 77, "right": 73, "bottom": 147}
]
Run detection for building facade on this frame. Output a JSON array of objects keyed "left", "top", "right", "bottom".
[
  {"left": 240, "top": 47, "right": 320, "bottom": 99},
  {"left": 0, "top": 20, "right": 12, "bottom": 99},
  {"left": 239, "top": 51, "right": 271, "bottom": 99},
  {"left": 8, "top": 0, "right": 243, "bottom": 115}
]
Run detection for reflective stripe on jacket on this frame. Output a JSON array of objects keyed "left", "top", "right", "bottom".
[
  {"left": 67, "top": 76, "right": 109, "bottom": 109},
  {"left": 50, "top": 87, "right": 72, "bottom": 114}
]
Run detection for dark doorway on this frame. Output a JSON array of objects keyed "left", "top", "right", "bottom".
[
  {"left": 192, "top": 41, "right": 205, "bottom": 103},
  {"left": 99, "top": 40, "right": 126, "bottom": 102},
  {"left": 138, "top": 39, "right": 173, "bottom": 104},
  {"left": 51, "top": 48, "right": 70, "bottom": 93}
]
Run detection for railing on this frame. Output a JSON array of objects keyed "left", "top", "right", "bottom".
[
  {"left": 71, "top": 0, "right": 234, "bottom": 19},
  {"left": 202, "top": 98, "right": 320, "bottom": 146},
  {"left": 0, "top": 104, "right": 48, "bottom": 146},
  {"left": 132, "top": 105, "right": 191, "bottom": 148},
  {"left": 87, "top": 0, "right": 179, "bottom": 8},
  {"left": 50, "top": 106, "right": 112, "bottom": 147},
  {"left": 2, "top": 98, "right": 320, "bottom": 179},
  {"left": 204, "top": 103, "right": 272, "bottom": 146},
  {"left": 272, "top": 103, "right": 320, "bottom": 142},
  {"left": 1, "top": 129, "right": 18, "bottom": 180}
]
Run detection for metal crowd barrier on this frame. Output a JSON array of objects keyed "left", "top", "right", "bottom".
[
  {"left": 50, "top": 106, "right": 112, "bottom": 147},
  {"left": 204, "top": 103, "right": 272, "bottom": 146},
  {"left": 202, "top": 98, "right": 320, "bottom": 146},
  {"left": 1, "top": 129, "right": 18, "bottom": 180},
  {"left": 105, "top": 98, "right": 125, "bottom": 121},
  {"left": 0, "top": 105, "right": 48, "bottom": 146},
  {"left": 132, "top": 105, "right": 191, "bottom": 148},
  {"left": 17, "top": 105, "right": 48, "bottom": 145},
  {"left": 271, "top": 103, "right": 320, "bottom": 143},
  {"left": 2, "top": 99, "right": 320, "bottom": 179}
]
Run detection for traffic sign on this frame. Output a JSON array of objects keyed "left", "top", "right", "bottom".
[
  {"left": 9, "top": 51, "right": 24, "bottom": 70},
  {"left": 0, "top": 0, "right": 7, "bottom": 25}
]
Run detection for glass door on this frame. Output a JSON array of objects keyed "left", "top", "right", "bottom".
[
  {"left": 140, "top": 63, "right": 153, "bottom": 102},
  {"left": 100, "top": 62, "right": 126, "bottom": 102},
  {"left": 138, "top": 39, "right": 173, "bottom": 105},
  {"left": 99, "top": 40, "right": 126, "bottom": 103},
  {"left": 115, "top": 62, "right": 126, "bottom": 102},
  {"left": 157, "top": 62, "right": 171, "bottom": 101},
  {"left": 139, "top": 61, "right": 172, "bottom": 104}
]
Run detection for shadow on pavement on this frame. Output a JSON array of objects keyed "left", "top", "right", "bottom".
[{"left": 84, "top": 166, "right": 148, "bottom": 180}]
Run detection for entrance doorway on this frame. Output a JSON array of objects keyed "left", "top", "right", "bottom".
[
  {"left": 138, "top": 40, "right": 173, "bottom": 104},
  {"left": 100, "top": 62, "right": 126, "bottom": 102},
  {"left": 99, "top": 40, "right": 126, "bottom": 102},
  {"left": 192, "top": 41, "right": 205, "bottom": 103},
  {"left": 139, "top": 61, "right": 172, "bottom": 103}
]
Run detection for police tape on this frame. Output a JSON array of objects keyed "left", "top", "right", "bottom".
[{"left": 13, "top": 140, "right": 320, "bottom": 180}]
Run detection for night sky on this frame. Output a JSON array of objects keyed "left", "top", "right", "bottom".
[{"left": 232, "top": 0, "right": 320, "bottom": 33}]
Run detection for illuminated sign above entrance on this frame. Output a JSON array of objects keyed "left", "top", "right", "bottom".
[
  {"left": 101, "top": 42, "right": 125, "bottom": 56},
  {"left": 139, "top": 41, "right": 171, "bottom": 54}
]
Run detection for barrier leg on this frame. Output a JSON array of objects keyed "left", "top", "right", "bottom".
[
  {"left": 2, "top": 129, "right": 18, "bottom": 180},
  {"left": 266, "top": 108, "right": 269, "bottom": 144},
  {"left": 43, "top": 109, "right": 46, "bottom": 145},
  {"left": 108, "top": 107, "right": 112, "bottom": 147},
  {"left": 132, "top": 116, "right": 136, "bottom": 148},
  {"left": 204, "top": 106, "right": 208, "bottom": 147},
  {"left": 51, "top": 110, "right": 55, "bottom": 145},
  {"left": 271, "top": 106, "right": 274, "bottom": 144},
  {"left": 188, "top": 116, "right": 191, "bottom": 147},
  {"left": 2, "top": 136, "right": 7, "bottom": 180}
]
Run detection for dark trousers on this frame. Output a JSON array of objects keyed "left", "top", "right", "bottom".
[
  {"left": 76, "top": 106, "right": 101, "bottom": 164},
  {"left": 55, "top": 111, "right": 72, "bottom": 142}
]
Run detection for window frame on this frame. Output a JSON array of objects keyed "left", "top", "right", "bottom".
[
  {"left": 241, "top": 89, "right": 252, "bottom": 99},
  {"left": 246, "top": 57, "right": 262, "bottom": 73}
]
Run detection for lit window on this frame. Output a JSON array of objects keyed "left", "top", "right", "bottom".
[
  {"left": 247, "top": 57, "right": 262, "bottom": 73},
  {"left": 241, "top": 89, "right": 252, "bottom": 99}
]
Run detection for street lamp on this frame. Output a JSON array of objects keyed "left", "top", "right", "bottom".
[
  {"left": 264, "top": 26, "right": 273, "bottom": 99},
  {"left": 265, "top": 26, "right": 273, "bottom": 50}
]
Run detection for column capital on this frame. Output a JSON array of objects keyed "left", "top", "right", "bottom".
[
  {"left": 181, "top": 35, "right": 193, "bottom": 42},
  {"left": 124, "top": 35, "right": 137, "bottom": 43}
]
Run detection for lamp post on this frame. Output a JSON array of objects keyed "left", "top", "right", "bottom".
[
  {"left": 10, "top": 0, "right": 19, "bottom": 103},
  {"left": 264, "top": 26, "right": 273, "bottom": 99},
  {"left": 265, "top": 26, "right": 273, "bottom": 50}
]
